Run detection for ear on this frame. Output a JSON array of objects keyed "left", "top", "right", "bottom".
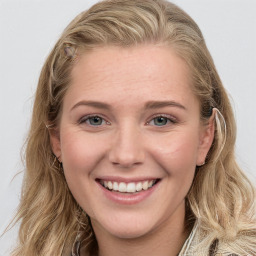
[
  {"left": 49, "top": 128, "right": 62, "bottom": 162},
  {"left": 196, "top": 109, "right": 216, "bottom": 166}
]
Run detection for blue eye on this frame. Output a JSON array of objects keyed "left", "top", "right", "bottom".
[
  {"left": 88, "top": 116, "right": 103, "bottom": 126},
  {"left": 148, "top": 115, "right": 175, "bottom": 126},
  {"left": 153, "top": 116, "right": 168, "bottom": 126},
  {"left": 80, "top": 116, "right": 107, "bottom": 126}
]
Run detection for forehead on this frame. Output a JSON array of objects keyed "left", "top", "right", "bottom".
[{"left": 65, "top": 45, "right": 196, "bottom": 108}]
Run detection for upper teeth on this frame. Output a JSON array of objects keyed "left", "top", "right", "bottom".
[{"left": 101, "top": 180, "right": 156, "bottom": 193}]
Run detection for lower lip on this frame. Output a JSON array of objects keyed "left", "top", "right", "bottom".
[{"left": 97, "top": 181, "right": 160, "bottom": 205}]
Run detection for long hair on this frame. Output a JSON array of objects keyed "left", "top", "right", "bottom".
[{"left": 11, "top": 0, "right": 256, "bottom": 255}]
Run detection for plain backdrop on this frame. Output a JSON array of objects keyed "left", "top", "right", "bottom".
[{"left": 0, "top": 0, "right": 255, "bottom": 255}]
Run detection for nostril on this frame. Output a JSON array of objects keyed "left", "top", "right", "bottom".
[
  {"left": 109, "top": 149, "right": 145, "bottom": 168},
  {"left": 110, "top": 159, "right": 143, "bottom": 168}
]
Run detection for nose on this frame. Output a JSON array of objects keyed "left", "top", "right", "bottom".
[{"left": 108, "top": 125, "right": 145, "bottom": 168}]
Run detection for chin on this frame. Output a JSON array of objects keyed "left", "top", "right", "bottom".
[
  {"left": 106, "top": 225, "right": 153, "bottom": 240},
  {"left": 92, "top": 212, "right": 156, "bottom": 239}
]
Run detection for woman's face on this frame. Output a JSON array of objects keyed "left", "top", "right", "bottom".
[{"left": 51, "top": 45, "right": 214, "bottom": 239}]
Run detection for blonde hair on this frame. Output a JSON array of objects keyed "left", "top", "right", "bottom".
[{"left": 11, "top": 0, "right": 256, "bottom": 255}]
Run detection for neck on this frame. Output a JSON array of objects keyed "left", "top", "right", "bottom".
[{"left": 88, "top": 203, "right": 191, "bottom": 256}]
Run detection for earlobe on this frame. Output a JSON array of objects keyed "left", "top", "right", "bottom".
[
  {"left": 196, "top": 109, "right": 216, "bottom": 166},
  {"left": 48, "top": 128, "right": 62, "bottom": 162}
]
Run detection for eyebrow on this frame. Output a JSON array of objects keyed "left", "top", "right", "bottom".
[
  {"left": 144, "top": 100, "right": 186, "bottom": 110},
  {"left": 71, "top": 100, "right": 186, "bottom": 111},
  {"left": 71, "top": 101, "right": 112, "bottom": 111}
]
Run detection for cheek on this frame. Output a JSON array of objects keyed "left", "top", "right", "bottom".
[
  {"left": 146, "top": 132, "right": 199, "bottom": 222},
  {"left": 149, "top": 131, "right": 200, "bottom": 175},
  {"left": 155, "top": 133, "right": 199, "bottom": 202},
  {"left": 60, "top": 130, "right": 107, "bottom": 182},
  {"left": 59, "top": 130, "right": 109, "bottom": 216}
]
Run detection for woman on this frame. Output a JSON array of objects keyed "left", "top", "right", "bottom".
[{"left": 11, "top": 0, "right": 256, "bottom": 255}]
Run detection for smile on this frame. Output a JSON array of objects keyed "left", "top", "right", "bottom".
[{"left": 98, "top": 179, "right": 159, "bottom": 193}]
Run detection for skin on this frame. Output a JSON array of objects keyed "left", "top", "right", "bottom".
[{"left": 51, "top": 45, "right": 215, "bottom": 256}]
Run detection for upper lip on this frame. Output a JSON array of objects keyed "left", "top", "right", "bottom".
[{"left": 96, "top": 176, "right": 160, "bottom": 183}]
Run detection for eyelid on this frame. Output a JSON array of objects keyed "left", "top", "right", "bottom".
[
  {"left": 146, "top": 114, "right": 178, "bottom": 125},
  {"left": 78, "top": 114, "right": 110, "bottom": 125}
]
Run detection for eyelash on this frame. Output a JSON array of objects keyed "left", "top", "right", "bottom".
[
  {"left": 146, "top": 114, "right": 177, "bottom": 126},
  {"left": 79, "top": 115, "right": 110, "bottom": 126},
  {"left": 78, "top": 114, "right": 177, "bottom": 127}
]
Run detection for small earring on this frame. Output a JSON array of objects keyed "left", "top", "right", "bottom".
[
  {"left": 197, "top": 161, "right": 206, "bottom": 167},
  {"left": 52, "top": 155, "right": 61, "bottom": 164},
  {"left": 52, "top": 155, "right": 63, "bottom": 173},
  {"left": 45, "top": 123, "right": 54, "bottom": 129}
]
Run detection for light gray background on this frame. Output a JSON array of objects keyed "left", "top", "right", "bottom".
[{"left": 0, "top": 0, "right": 255, "bottom": 255}]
